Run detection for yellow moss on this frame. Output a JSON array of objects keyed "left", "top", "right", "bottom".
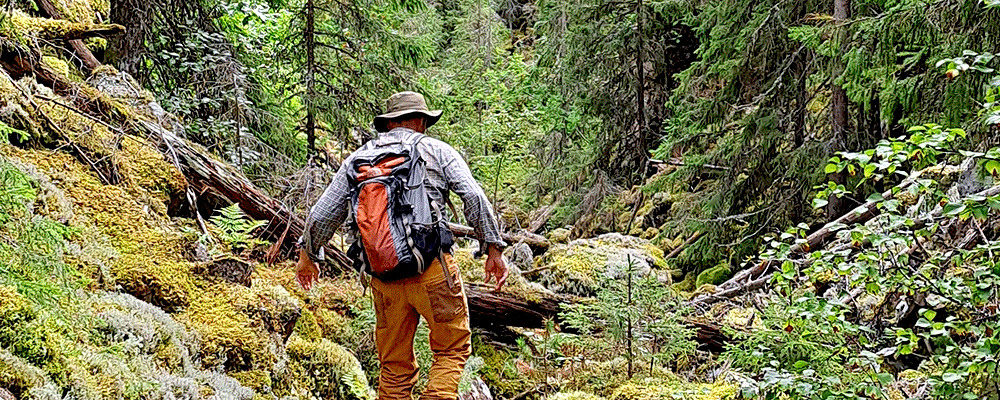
[
  {"left": 692, "top": 284, "right": 717, "bottom": 296},
  {"left": 42, "top": 56, "right": 70, "bottom": 78},
  {"left": 0, "top": 285, "right": 28, "bottom": 316},
  {"left": 294, "top": 308, "right": 323, "bottom": 340},
  {"left": 549, "top": 391, "right": 607, "bottom": 400},
  {"left": 51, "top": 0, "right": 97, "bottom": 23},
  {"left": 314, "top": 307, "right": 352, "bottom": 340},
  {"left": 83, "top": 36, "right": 107, "bottom": 52},
  {"left": 2, "top": 10, "right": 121, "bottom": 40},
  {"left": 610, "top": 378, "right": 738, "bottom": 400},
  {"left": 286, "top": 336, "right": 375, "bottom": 400},
  {"left": 671, "top": 271, "right": 697, "bottom": 293},
  {"left": 230, "top": 370, "right": 272, "bottom": 393},
  {"left": 178, "top": 284, "right": 273, "bottom": 371},
  {"left": 115, "top": 135, "right": 186, "bottom": 203},
  {"left": 718, "top": 307, "right": 763, "bottom": 330},
  {"left": 643, "top": 243, "right": 667, "bottom": 268}
]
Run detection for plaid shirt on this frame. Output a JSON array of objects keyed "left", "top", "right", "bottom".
[{"left": 301, "top": 127, "right": 506, "bottom": 261}]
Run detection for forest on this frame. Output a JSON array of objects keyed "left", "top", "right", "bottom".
[{"left": 2, "top": 0, "right": 1000, "bottom": 398}]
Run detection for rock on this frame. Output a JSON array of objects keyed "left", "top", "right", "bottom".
[
  {"left": 458, "top": 377, "right": 494, "bottom": 400},
  {"left": 548, "top": 228, "right": 571, "bottom": 244},
  {"left": 0, "top": 388, "right": 14, "bottom": 400},
  {"left": 506, "top": 242, "right": 533, "bottom": 270}
]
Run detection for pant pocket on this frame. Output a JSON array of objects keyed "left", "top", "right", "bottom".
[
  {"left": 373, "top": 289, "right": 388, "bottom": 329},
  {"left": 426, "top": 280, "right": 464, "bottom": 323}
]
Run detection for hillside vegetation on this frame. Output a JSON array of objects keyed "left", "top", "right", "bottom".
[{"left": 2, "top": 0, "right": 1000, "bottom": 399}]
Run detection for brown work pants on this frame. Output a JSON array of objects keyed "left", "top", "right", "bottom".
[{"left": 370, "top": 254, "right": 472, "bottom": 400}]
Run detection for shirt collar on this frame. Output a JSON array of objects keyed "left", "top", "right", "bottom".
[{"left": 374, "top": 127, "right": 418, "bottom": 145}]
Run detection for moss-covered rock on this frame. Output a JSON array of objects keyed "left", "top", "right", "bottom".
[
  {"left": 547, "top": 227, "right": 572, "bottom": 244},
  {"left": 528, "top": 233, "right": 666, "bottom": 296}
]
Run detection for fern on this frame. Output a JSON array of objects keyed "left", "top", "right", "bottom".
[{"left": 208, "top": 203, "right": 267, "bottom": 252}]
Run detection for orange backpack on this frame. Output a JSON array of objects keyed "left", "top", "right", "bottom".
[{"left": 345, "top": 133, "right": 453, "bottom": 281}]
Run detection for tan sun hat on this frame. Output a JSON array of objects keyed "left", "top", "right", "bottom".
[{"left": 373, "top": 91, "right": 443, "bottom": 132}]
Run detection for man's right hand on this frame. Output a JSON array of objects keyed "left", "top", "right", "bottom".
[{"left": 296, "top": 248, "right": 320, "bottom": 291}]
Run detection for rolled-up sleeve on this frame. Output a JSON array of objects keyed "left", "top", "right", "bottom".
[
  {"left": 299, "top": 161, "right": 352, "bottom": 261},
  {"left": 438, "top": 145, "right": 507, "bottom": 253}
]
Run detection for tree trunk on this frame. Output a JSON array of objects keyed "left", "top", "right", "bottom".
[
  {"left": 826, "top": 0, "right": 851, "bottom": 221},
  {"left": 634, "top": 0, "right": 646, "bottom": 184},
  {"left": 304, "top": 0, "right": 317, "bottom": 156}
]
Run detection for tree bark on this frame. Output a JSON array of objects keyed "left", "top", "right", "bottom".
[
  {"left": 304, "top": 0, "right": 317, "bottom": 156},
  {"left": 826, "top": 0, "right": 851, "bottom": 221}
]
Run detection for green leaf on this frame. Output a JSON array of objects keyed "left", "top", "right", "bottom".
[
  {"left": 876, "top": 373, "right": 893, "bottom": 385},
  {"left": 812, "top": 197, "right": 828, "bottom": 209},
  {"left": 941, "top": 372, "right": 962, "bottom": 383},
  {"left": 943, "top": 203, "right": 966, "bottom": 216},
  {"left": 793, "top": 360, "right": 809, "bottom": 369},
  {"left": 824, "top": 163, "right": 838, "bottom": 174}
]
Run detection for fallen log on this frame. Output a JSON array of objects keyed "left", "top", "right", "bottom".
[
  {"left": 466, "top": 283, "right": 570, "bottom": 329},
  {"left": 691, "top": 173, "right": 1000, "bottom": 307},
  {"left": 692, "top": 170, "right": 926, "bottom": 305},
  {"left": 448, "top": 222, "right": 550, "bottom": 254}
]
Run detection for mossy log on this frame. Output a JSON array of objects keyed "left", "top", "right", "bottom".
[
  {"left": 34, "top": 0, "right": 115, "bottom": 73},
  {"left": 7, "top": 12, "right": 124, "bottom": 41}
]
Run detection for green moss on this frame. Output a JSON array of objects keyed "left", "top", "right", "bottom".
[
  {"left": 695, "top": 265, "right": 731, "bottom": 287},
  {"left": 643, "top": 243, "right": 667, "bottom": 268},
  {"left": 547, "top": 228, "right": 571, "bottom": 243},
  {"left": 472, "top": 335, "right": 530, "bottom": 399},
  {"left": 178, "top": 284, "right": 273, "bottom": 371},
  {"left": 286, "top": 336, "right": 375, "bottom": 400},
  {"left": 315, "top": 307, "right": 352, "bottom": 340}
]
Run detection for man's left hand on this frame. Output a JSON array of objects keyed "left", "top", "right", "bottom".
[{"left": 484, "top": 244, "right": 508, "bottom": 291}]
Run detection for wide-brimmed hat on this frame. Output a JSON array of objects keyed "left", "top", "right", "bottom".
[{"left": 373, "top": 91, "right": 443, "bottom": 132}]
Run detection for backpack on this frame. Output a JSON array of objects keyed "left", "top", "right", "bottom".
[{"left": 345, "top": 132, "right": 454, "bottom": 282}]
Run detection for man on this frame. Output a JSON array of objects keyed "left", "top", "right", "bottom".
[{"left": 295, "top": 91, "right": 508, "bottom": 400}]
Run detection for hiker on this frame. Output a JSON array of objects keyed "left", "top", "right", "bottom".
[{"left": 295, "top": 91, "right": 508, "bottom": 400}]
